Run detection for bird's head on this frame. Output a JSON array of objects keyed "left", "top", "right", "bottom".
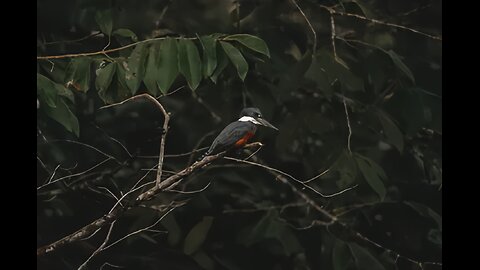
[{"left": 238, "top": 107, "right": 278, "bottom": 130}]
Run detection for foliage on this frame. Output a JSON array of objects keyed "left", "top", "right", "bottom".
[{"left": 37, "top": 0, "right": 442, "bottom": 269}]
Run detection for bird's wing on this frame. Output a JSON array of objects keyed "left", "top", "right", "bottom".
[{"left": 208, "top": 122, "right": 254, "bottom": 154}]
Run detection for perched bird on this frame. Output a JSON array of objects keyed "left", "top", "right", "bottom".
[{"left": 202, "top": 107, "right": 278, "bottom": 157}]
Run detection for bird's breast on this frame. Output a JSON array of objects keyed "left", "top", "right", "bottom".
[{"left": 234, "top": 131, "right": 255, "bottom": 147}]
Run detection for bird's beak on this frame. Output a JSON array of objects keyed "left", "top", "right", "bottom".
[{"left": 257, "top": 118, "right": 278, "bottom": 131}]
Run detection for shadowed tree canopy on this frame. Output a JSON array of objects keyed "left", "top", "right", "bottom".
[{"left": 37, "top": 0, "right": 442, "bottom": 269}]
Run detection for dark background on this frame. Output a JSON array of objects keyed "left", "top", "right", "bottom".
[{"left": 37, "top": 0, "right": 442, "bottom": 269}]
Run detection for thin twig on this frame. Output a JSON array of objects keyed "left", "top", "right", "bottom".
[
  {"left": 45, "top": 139, "right": 120, "bottom": 163},
  {"left": 243, "top": 143, "right": 263, "bottom": 161},
  {"left": 100, "top": 262, "right": 124, "bottom": 270},
  {"left": 37, "top": 158, "right": 112, "bottom": 190},
  {"left": 98, "top": 94, "right": 171, "bottom": 187},
  {"left": 319, "top": 5, "right": 442, "bottom": 41},
  {"left": 167, "top": 182, "right": 211, "bottom": 194},
  {"left": 223, "top": 202, "right": 307, "bottom": 214},
  {"left": 330, "top": 14, "right": 337, "bottom": 60},
  {"left": 156, "top": 85, "right": 186, "bottom": 99},
  {"left": 78, "top": 220, "right": 117, "bottom": 270},
  {"left": 101, "top": 207, "right": 177, "bottom": 251},
  {"left": 192, "top": 92, "right": 222, "bottom": 123},
  {"left": 41, "top": 31, "right": 102, "bottom": 46},
  {"left": 290, "top": 0, "right": 317, "bottom": 54},
  {"left": 343, "top": 97, "right": 352, "bottom": 153},
  {"left": 302, "top": 167, "right": 331, "bottom": 184},
  {"left": 37, "top": 36, "right": 197, "bottom": 60},
  {"left": 224, "top": 156, "right": 357, "bottom": 198}
]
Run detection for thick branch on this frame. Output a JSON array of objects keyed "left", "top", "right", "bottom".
[{"left": 37, "top": 142, "right": 261, "bottom": 257}]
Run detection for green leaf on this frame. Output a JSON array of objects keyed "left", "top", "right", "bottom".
[
  {"left": 220, "top": 41, "right": 248, "bottom": 81},
  {"left": 332, "top": 150, "right": 359, "bottom": 187},
  {"left": 95, "top": 62, "right": 117, "bottom": 93},
  {"left": 193, "top": 251, "right": 215, "bottom": 270},
  {"left": 183, "top": 216, "right": 214, "bottom": 255},
  {"left": 65, "top": 57, "right": 92, "bottom": 92},
  {"left": 385, "top": 87, "right": 424, "bottom": 135},
  {"left": 97, "top": 62, "right": 131, "bottom": 104},
  {"left": 43, "top": 98, "right": 80, "bottom": 136},
  {"left": 348, "top": 243, "right": 386, "bottom": 270},
  {"left": 224, "top": 34, "right": 270, "bottom": 58},
  {"left": 143, "top": 43, "right": 161, "bottom": 95},
  {"left": 404, "top": 201, "right": 442, "bottom": 231},
  {"left": 54, "top": 83, "right": 74, "bottom": 103},
  {"left": 157, "top": 38, "right": 179, "bottom": 94},
  {"left": 37, "top": 74, "right": 59, "bottom": 108},
  {"left": 177, "top": 39, "right": 202, "bottom": 91},
  {"left": 332, "top": 240, "right": 353, "bottom": 270},
  {"left": 199, "top": 35, "right": 218, "bottom": 77},
  {"left": 95, "top": 9, "right": 113, "bottom": 36},
  {"left": 378, "top": 111, "right": 404, "bottom": 153},
  {"left": 160, "top": 214, "right": 182, "bottom": 246},
  {"left": 113, "top": 28, "right": 138, "bottom": 41},
  {"left": 355, "top": 154, "right": 387, "bottom": 200},
  {"left": 125, "top": 43, "right": 148, "bottom": 94},
  {"left": 210, "top": 47, "right": 229, "bottom": 84},
  {"left": 387, "top": 50, "right": 415, "bottom": 83}
]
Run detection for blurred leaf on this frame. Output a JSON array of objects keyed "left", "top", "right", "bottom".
[
  {"left": 193, "top": 251, "right": 215, "bottom": 270},
  {"left": 95, "top": 62, "right": 117, "bottom": 93},
  {"left": 330, "top": 150, "right": 358, "bottom": 188},
  {"left": 220, "top": 41, "right": 248, "bottom": 81},
  {"left": 98, "top": 61, "right": 131, "bottom": 104},
  {"left": 157, "top": 38, "right": 179, "bottom": 94},
  {"left": 387, "top": 50, "right": 415, "bottom": 83},
  {"left": 143, "top": 42, "right": 161, "bottom": 95},
  {"left": 428, "top": 229, "right": 442, "bottom": 246},
  {"left": 225, "top": 34, "right": 270, "bottom": 57},
  {"left": 238, "top": 210, "right": 302, "bottom": 255},
  {"left": 333, "top": 239, "right": 353, "bottom": 270},
  {"left": 43, "top": 98, "right": 80, "bottom": 136},
  {"left": 305, "top": 56, "right": 333, "bottom": 98},
  {"left": 95, "top": 9, "right": 113, "bottom": 36},
  {"left": 125, "top": 43, "right": 148, "bottom": 94},
  {"left": 355, "top": 154, "right": 386, "bottom": 200},
  {"left": 161, "top": 214, "right": 183, "bottom": 247},
  {"left": 352, "top": 0, "right": 376, "bottom": 18},
  {"left": 65, "top": 57, "right": 92, "bottom": 92},
  {"left": 210, "top": 47, "right": 229, "bottom": 83},
  {"left": 378, "top": 110, "right": 404, "bottom": 153},
  {"left": 183, "top": 216, "right": 214, "bottom": 255},
  {"left": 404, "top": 201, "right": 442, "bottom": 231},
  {"left": 348, "top": 243, "right": 385, "bottom": 270},
  {"left": 113, "top": 28, "right": 138, "bottom": 41},
  {"left": 276, "top": 51, "right": 312, "bottom": 101},
  {"left": 199, "top": 35, "right": 218, "bottom": 77},
  {"left": 54, "top": 82, "right": 74, "bottom": 103},
  {"left": 385, "top": 87, "right": 424, "bottom": 135},
  {"left": 178, "top": 39, "right": 202, "bottom": 90},
  {"left": 315, "top": 50, "right": 364, "bottom": 92},
  {"left": 37, "top": 74, "right": 59, "bottom": 108}
]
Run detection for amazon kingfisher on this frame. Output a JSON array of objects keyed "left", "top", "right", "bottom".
[{"left": 202, "top": 107, "right": 278, "bottom": 157}]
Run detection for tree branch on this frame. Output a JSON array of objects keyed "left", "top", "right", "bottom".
[{"left": 36, "top": 142, "right": 262, "bottom": 257}]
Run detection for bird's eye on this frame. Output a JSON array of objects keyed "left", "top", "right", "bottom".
[{"left": 257, "top": 113, "right": 262, "bottom": 118}]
